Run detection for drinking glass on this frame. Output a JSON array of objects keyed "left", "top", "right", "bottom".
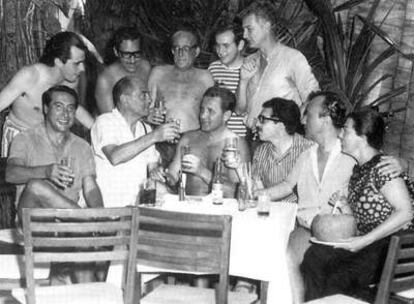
[
  {"left": 154, "top": 97, "right": 167, "bottom": 123},
  {"left": 140, "top": 178, "right": 156, "bottom": 206},
  {"left": 60, "top": 157, "right": 75, "bottom": 187},
  {"left": 257, "top": 194, "right": 270, "bottom": 217}
]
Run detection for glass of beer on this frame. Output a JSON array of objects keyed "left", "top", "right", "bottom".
[
  {"left": 140, "top": 178, "right": 156, "bottom": 206},
  {"left": 60, "top": 157, "right": 75, "bottom": 188}
]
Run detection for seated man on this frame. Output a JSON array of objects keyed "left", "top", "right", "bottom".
[
  {"left": 6, "top": 85, "right": 103, "bottom": 283},
  {"left": 224, "top": 97, "right": 313, "bottom": 202},
  {"left": 91, "top": 76, "right": 180, "bottom": 207},
  {"left": 156, "top": 86, "right": 250, "bottom": 198}
]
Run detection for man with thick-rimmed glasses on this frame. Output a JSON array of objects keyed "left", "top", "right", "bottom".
[
  {"left": 148, "top": 29, "right": 214, "bottom": 166},
  {"left": 95, "top": 27, "right": 151, "bottom": 114}
]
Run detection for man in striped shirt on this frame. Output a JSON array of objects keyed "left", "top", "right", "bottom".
[
  {"left": 252, "top": 98, "right": 313, "bottom": 202},
  {"left": 208, "top": 21, "right": 247, "bottom": 138}
]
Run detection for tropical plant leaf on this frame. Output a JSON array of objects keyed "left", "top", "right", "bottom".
[
  {"left": 333, "top": 0, "right": 367, "bottom": 12},
  {"left": 350, "top": 46, "right": 395, "bottom": 106},
  {"left": 357, "top": 15, "right": 411, "bottom": 60},
  {"left": 369, "top": 86, "right": 408, "bottom": 108},
  {"left": 356, "top": 73, "right": 393, "bottom": 106}
]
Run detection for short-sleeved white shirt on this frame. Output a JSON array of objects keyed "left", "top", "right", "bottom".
[{"left": 91, "top": 109, "right": 159, "bottom": 207}]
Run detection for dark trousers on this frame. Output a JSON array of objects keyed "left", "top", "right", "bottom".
[{"left": 300, "top": 237, "right": 390, "bottom": 301}]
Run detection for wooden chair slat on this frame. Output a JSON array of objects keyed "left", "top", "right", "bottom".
[
  {"left": 30, "top": 221, "right": 131, "bottom": 233},
  {"left": 138, "top": 234, "right": 222, "bottom": 251},
  {"left": 32, "top": 235, "right": 129, "bottom": 247},
  {"left": 395, "top": 263, "right": 414, "bottom": 275}
]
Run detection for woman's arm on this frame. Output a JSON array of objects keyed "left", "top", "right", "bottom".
[{"left": 336, "top": 177, "right": 413, "bottom": 252}]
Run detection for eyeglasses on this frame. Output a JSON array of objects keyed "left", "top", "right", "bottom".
[
  {"left": 118, "top": 50, "right": 143, "bottom": 59},
  {"left": 171, "top": 45, "right": 197, "bottom": 54},
  {"left": 257, "top": 115, "right": 282, "bottom": 124}
]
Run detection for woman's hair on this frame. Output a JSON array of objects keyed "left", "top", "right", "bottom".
[{"left": 347, "top": 109, "right": 385, "bottom": 150}]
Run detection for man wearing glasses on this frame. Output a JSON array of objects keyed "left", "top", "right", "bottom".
[
  {"left": 91, "top": 76, "right": 180, "bottom": 207},
  {"left": 148, "top": 29, "right": 214, "bottom": 166},
  {"left": 95, "top": 27, "right": 151, "bottom": 114}
]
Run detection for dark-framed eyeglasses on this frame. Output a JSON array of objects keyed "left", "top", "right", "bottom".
[
  {"left": 171, "top": 45, "right": 197, "bottom": 54},
  {"left": 258, "top": 115, "right": 282, "bottom": 124},
  {"left": 118, "top": 50, "right": 143, "bottom": 59}
]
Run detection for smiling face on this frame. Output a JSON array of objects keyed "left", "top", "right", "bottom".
[
  {"left": 115, "top": 39, "right": 142, "bottom": 73},
  {"left": 242, "top": 14, "right": 270, "bottom": 49},
  {"left": 44, "top": 91, "right": 77, "bottom": 133},
  {"left": 171, "top": 31, "right": 199, "bottom": 70},
  {"left": 215, "top": 30, "right": 243, "bottom": 67},
  {"left": 199, "top": 96, "right": 228, "bottom": 132}
]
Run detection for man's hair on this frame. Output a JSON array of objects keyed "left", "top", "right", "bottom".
[
  {"left": 171, "top": 28, "right": 200, "bottom": 47},
  {"left": 42, "top": 85, "right": 79, "bottom": 109},
  {"left": 215, "top": 18, "right": 244, "bottom": 44},
  {"left": 203, "top": 86, "right": 236, "bottom": 112},
  {"left": 239, "top": 0, "right": 278, "bottom": 32},
  {"left": 347, "top": 109, "right": 385, "bottom": 150},
  {"left": 112, "top": 76, "right": 141, "bottom": 108},
  {"left": 39, "top": 32, "right": 87, "bottom": 66},
  {"left": 262, "top": 98, "right": 301, "bottom": 135},
  {"left": 113, "top": 27, "right": 142, "bottom": 51},
  {"left": 308, "top": 91, "right": 347, "bottom": 129}
]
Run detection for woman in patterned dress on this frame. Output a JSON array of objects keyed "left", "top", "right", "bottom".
[{"left": 300, "top": 109, "right": 413, "bottom": 301}]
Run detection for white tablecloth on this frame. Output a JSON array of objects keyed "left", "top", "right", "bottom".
[{"left": 108, "top": 195, "right": 297, "bottom": 303}]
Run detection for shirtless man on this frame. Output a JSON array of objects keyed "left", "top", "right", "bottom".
[
  {"left": 95, "top": 27, "right": 151, "bottom": 114},
  {"left": 155, "top": 86, "right": 250, "bottom": 197},
  {"left": 148, "top": 29, "right": 214, "bottom": 133},
  {"left": 0, "top": 31, "right": 94, "bottom": 157}
]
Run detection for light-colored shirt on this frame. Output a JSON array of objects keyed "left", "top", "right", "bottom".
[
  {"left": 245, "top": 43, "right": 319, "bottom": 128},
  {"left": 252, "top": 134, "right": 313, "bottom": 203},
  {"left": 8, "top": 123, "right": 96, "bottom": 206},
  {"left": 286, "top": 139, "right": 356, "bottom": 228},
  {"left": 91, "top": 109, "right": 159, "bottom": 207},
  {"left": 208, "top": 60, "right": 247, "bottom": 137}
]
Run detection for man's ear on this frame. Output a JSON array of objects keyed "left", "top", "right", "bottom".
[
  {"left": 113, "top": 47, "right": 119, "bottom": 57},
  {"left": 195, "top": 46, "right": 201, "bottom": 57},
  {"left": 43, "top": 104, "right": 49, "bottom": 116},
  {"left": 223, "top": 110, "right": 232, "bottom": 122},
  {"left": 237, "top": 40, "right": 245, "bottom": 52},
  {"left": 54, "top": 57, "right": 63, "bottom": 67}
]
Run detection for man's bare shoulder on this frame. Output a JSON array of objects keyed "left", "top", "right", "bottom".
[
  {"left": 10, "top": 64, "right": 44, "bottom": 85},
  {"left": 194, "top": 68, "right": 213, "bottom": 84},
  {"left": 150, "top": 65, "right": 174, "bottom": 76}
]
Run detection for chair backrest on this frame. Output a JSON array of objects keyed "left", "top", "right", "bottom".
[
  {"left": 375, "top": 232, "right": 414, "bottom": 304},
  {"left": 21, "top": 207, "right": 139, "bottom": 304},
  {"left": 137, "top": 207, "right": 232, "bottom": 304}
]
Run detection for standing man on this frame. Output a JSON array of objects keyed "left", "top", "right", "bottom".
[
  {"left": 237, "top": 0, "right": 319, "bottom": 131},
  {"left": 159, "top": 86, "right": 250, "bottom": 197},
  {"left": 91, "top": 76, "right": 180, "bottom": 207},
  {"left": 0, "top": 31, "right": 94, "bottom": 157},
  {"left": 95, "top": 27, "right": 151, "bottom": 114},
  {"left": 208, "top": 21, "right": 247, "bottom": 138},
  {"left": 148, "top": 29, "right": 214, "bottom": 165}
]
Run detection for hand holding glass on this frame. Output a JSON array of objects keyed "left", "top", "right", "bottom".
[{"left": 60, "top": 157, "right": 75, "bottom": 188}]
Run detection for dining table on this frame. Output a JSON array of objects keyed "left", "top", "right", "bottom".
[{"left": 107, "top": 194, "right": 298, "bottom": 303}]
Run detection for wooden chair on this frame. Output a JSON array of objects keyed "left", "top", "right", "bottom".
[
  {"left": 137, "top": 207, "right": 257, "bottom": 304},
  {"left": 12, "top": 207, "right": 139, "bottom": 304},
  {"left": 306, "top": 232, "right": 414, "bottom": 304},
  {"left": 375, "top": 231, "right": 414, "bottom": 304}
]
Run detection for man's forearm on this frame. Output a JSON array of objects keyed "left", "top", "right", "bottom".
[
  {"left": 263, "top": 181, "right": 293, "bottom": 201},
  {"left": 104, "top": 132, "right": 157, "bottom": 166},
  {"left": 235, "top": 80, "right": 248, "bottom": 115},
  {"left": 6, "top": 164, "right": 48, "bottom": 184}
]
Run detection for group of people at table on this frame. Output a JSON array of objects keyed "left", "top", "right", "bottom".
[{"left": 0, "top": 0, "right": 413, "bottom": 303}]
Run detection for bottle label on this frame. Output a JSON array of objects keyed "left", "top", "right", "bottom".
[{"left": 211, "top": 183, "right": 223, "bottom": 205}]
